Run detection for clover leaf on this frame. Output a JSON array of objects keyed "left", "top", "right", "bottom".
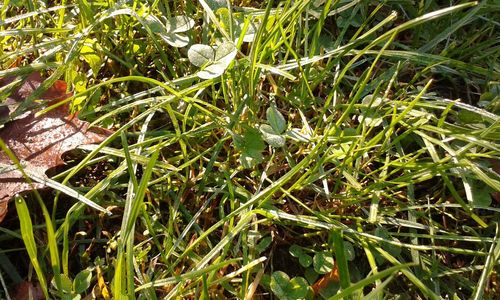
[
  {"left": 270, "top": 271, "right": 310, "bottom": 300},
  {"left": 266, "top": 103, "right": 286, "bottom": 134},
  {"left": 233, "top": 127, "right": 265, "bottom": 169},
  {"left": 217, "top": 8, "right": 259, "bottom": 43},
  {"left": 313, "top": 251, "right": 334, "bottom": 274},
  {"left": 259, "top": 103, "right": 287, "bottom": 148},
  {"left": 260, "top": 124, "right": 285, "bottom": 148},
  {"left": 206, "top": 0, "right": 226, "bottom": 10},
  {"left": 188, "top": 41, "right": 237, "bottom": 79},
  {"left": 143, "top": 14, "right": 194, "bottom": 47},
  {"left": 358, "top": 94, "right": 384, "bottom": 127}
]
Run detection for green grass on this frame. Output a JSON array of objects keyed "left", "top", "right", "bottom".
[{"left": 0, "top": 0, "right": 499, "bottom": 299}]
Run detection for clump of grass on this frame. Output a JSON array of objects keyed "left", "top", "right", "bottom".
[{"left": 0, "top": 0, "right": 499, "bottom": 299}]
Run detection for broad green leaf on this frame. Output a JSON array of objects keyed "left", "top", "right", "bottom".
[
  {"left": 217, "top": 8, "right": 234, "bottom": 35},
  {"left": 471, "top": 180, "right": 493, "bottom": 207},
  {"left": 359, "top": 108, "right": 383, "bottom": 127},
  {"left": 206, "top": 0, "right": 226, "bottom": 10},
  {"left": 458, "top": 110, "right": 482, "bottom": 124},
  {"left": 289, "top": 244, "right": 312, "bottom": 267},
  {"left": 343, "top": 241, "right": 356, "bottom": 261},
  {"left": 238, "top": 17, "right": 258, "bottom": 43},
  {"left": 336, "top": 14, "right": 362, "bottom": 28},
  {"left": 374, "top": 228, "right": 401, "bottom": 258},
  {"left": 164, "top": 15, "right": 195, "bottom": 33},
  {"left": 188, "top": 42, "right": 236, "bottom": 79},
  {"left": 359, "top": 95, "right": 384, "bottom": 127},
  {"left": 289, "top": 244, "right": 304, "bottom": 257},
  {"left": 270, "top": 271, "right": 290, "bottom": 299},
  {"left": 80, "top": 39, "right": 102, "bottom": 76},
  {"left": 143, "top": 14, "right": 165, "bottom": 33},
  {"left": 270, "top": 271, "right": 310, "bottom": 300},
  {"left": 266, "top": 104, "right": 286, "bottom": 134},
  {"left": 144, "top": 14, "right": 192, "bottom": 47},
  {"left": 214, "top": 41, "right": 237, "bottom": 66},
  {"left": 217, "top": 8, "right": 259, "bottom": 42},
  {"left": 67, "top": 69, "right": 88, "bottom": 111},
  {"left": 198, "top": 61, "right": 228, "bottom": 79},
  {"left": 289, "top": 277, "right": 310, "bottom": 299},
  {"left": 234, "top": 128, "right": 265, "bottom": 168},
  {"left": 362, "top": 95, "right": 383, "bottom": 107},
  {"left": 51, "top": 273, "right": 73, "bottom": 294},
  {"left": 256, "top": 236, "right": 272, "bottom": 254},
  {"left": 260, "top": 124, "right": 285, "bottom": 148},
  {"left": 61, "top": 294, "right": 81, "bottom": 300},
  {"left": 313, "top": 251, "right": 334, "bottom": 274},
  {"left": 188, "top": 44, "right": 215, "bottom": 67},
  {"left": 299, "top": 254, "right": 313, "bottom": 268},
  {"left": 158, "top": 33, "right": 190, "bottom": 48},
  {"left": 73, "top": 269, "right": 92, "bottom": 294},
  {"left": 305, "top": 267, "right": 319, "bottom": 284}
]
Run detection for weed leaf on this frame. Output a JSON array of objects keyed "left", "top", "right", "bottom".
[
  {"left": 260, "top": 124, "right": 285, "bottom": 148},
  {"left": 266, "top": 104, "right": 286, "bottom": 134},
  {"left": 80, "top": 39, "right": 103, "bottom": 77},
  {"left": 234, "top": 127, "right": 265, "bottom": 168},
  {"left": 188, "top": 44, "right": 215, "bottom": 67},
  {"left": 158, "top": 33, "right": 190, "bottom": 48},
  {"left": 144, "top": 14, "right": 193, "bottom": 47},
  {"left": 271, "top": 271, "right": 310, "bottom": 300},
  {"left": 206, "top": 0, "right": 226, "bottom": 10},
  {"left": 217, "top": 8, "right": 259, "bottom": 42},
  {"left": 471, "top": 180, "right": 493, "bottom": 207},
  {"left": 313, "top": 252, "right": 334, "bottom": 274},
  {"left": 73, "top": 269, "right": 92, "bottom": 294},
  {"left": 214, "top": 41, "right": 237, "bottom": 65},
  {"left": 164, "top": 15, "right": 195, "bottom": 33},
  {"left": 188, "top": 41, "right": 236, "bottom": 79}
]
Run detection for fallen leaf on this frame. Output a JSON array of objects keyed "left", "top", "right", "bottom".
[
  {"left": 0, "top": 73, "right": 71, "bottom": 120},
  {"left": 96, "top": 265, "right": 111, "bottom": 300},
  {"left": 11, "top": 281, "right": 45, "bottom": 300},
  {"left": 0, "top": 73, "right": 112, "bottom": 222},
  {"left": 311, "top": 264, "right": 339, "bottom": 295}
]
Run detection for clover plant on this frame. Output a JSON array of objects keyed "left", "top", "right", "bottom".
[
  {"left": 143, "top": 14, "right": 194, "bottom": 47},
  {"left": 187, "top": 41, "right": 237, "bottom": 79}
]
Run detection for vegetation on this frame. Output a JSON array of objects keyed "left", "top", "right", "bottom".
[{"left": 1, "top": 0, "right": 499, "bottom": 299}]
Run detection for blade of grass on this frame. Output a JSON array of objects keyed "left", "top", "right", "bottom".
[
  {"left": 14, "top": 195, "right": 49, "bottom": 299},
  {"left": 327, "top": 263, "right": 416, "bottom": 300},
  {"left": 332, "top": 229, "right": 351, "bottom": 293}
]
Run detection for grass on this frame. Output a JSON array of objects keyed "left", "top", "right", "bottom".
[{"left": 0, "top": 0, "right": 499, "bottom": 299}]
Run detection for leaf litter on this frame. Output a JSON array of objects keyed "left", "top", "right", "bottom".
[{"left": 0, "top": 73, "right": 112, "bottom": 222}]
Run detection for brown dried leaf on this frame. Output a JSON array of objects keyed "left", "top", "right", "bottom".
[
  {"left": 0, "top": 73, "right": 112, "bottom": 222},
  {"left": 11, "top": 281, "right": 45, "bottom": 300},
  {"left": 312, "top": 264, "right": 339, "bottom": 295},
  {"left": 0, "top": 73, "right": 71, "bottom": 120}
]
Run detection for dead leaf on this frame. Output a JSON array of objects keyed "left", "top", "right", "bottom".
[
  {"left": 0, "top": 73, "right": 112, "bottom": 222},
  {"left": 11, "top": 281, "right": 45, "bottom": 300},
  {"left": 312, "top": 264, "right": 339, "bottom": 295},
  {"left": 0, "top": 73, "right": 71, "bottom": 120},
  {"left": 96, "top": 265, "right": 111, "bottom": 300}
]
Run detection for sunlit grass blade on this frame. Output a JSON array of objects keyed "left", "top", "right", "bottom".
[
  {"left": 328, "top": 263, "right": 416, "bottom": 300},
  {"left": 14, "top": 195, "right": 49, "bottom": 299}
]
